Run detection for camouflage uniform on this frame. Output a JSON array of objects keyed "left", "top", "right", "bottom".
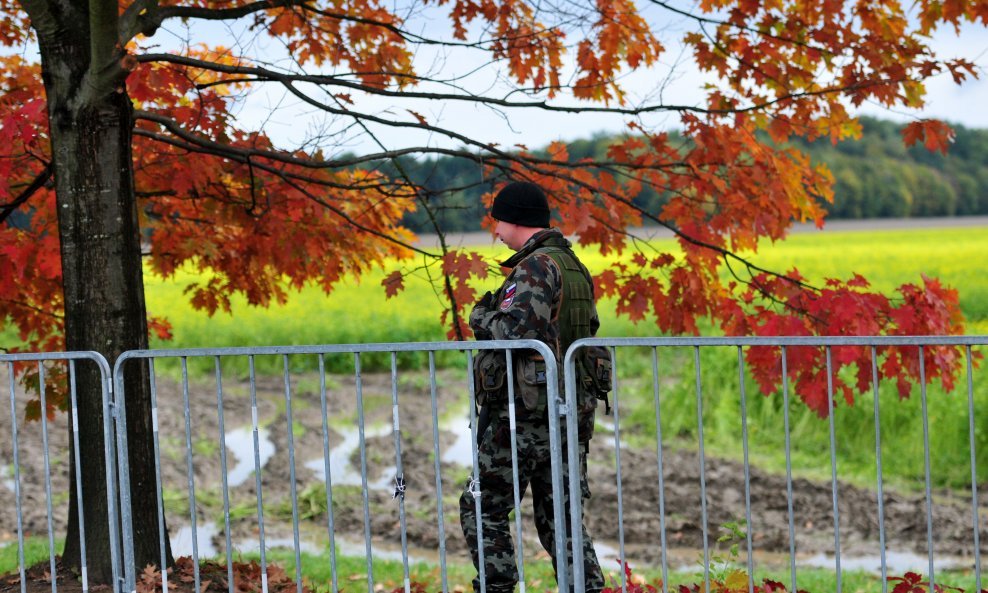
[{"left": 460, "top": 228, "right": 605, "bottom": 593}]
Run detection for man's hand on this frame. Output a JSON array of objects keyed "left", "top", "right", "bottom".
[{"left": 471, "top": 291, "right": 494, "bottom": 340}]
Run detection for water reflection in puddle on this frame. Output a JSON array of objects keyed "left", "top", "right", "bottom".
[
  {"left": 171, "top": 521, "right": 219, "bottom": 559},
  {"left": 304, "top": 424, "right": 395, "bottom": 491},
  {"left": 1, "top": 463, "right": 13, "bottom": 492},
  {"left": 235, "top": 537, "right": 321, "bottom": 555},
  {"left": 440, "top": 414, "right": 474, "bottom": 467},
  {"left": 225, "top": 427, "right": 276, "bottom": 488},
  {"left": 333, "top": 536, "right": 423, "bottom": 563},
  {"left": 594, "top": 541, "right": 621, "bottom": 565},
  {"left": 804, "top": 550, "right": 967, "bottom": 574}
]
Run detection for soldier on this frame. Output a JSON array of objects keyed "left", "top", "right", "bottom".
[{"left": 460, "top": 181, "right": 606, "bottom": 593}]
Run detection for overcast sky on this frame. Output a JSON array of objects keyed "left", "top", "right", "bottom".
[
  {"left": 0, "top": 6, "right": 945, "bottom": 157},
  {"left": 214, "top": 13, "right": 988, "bottom": 157}
]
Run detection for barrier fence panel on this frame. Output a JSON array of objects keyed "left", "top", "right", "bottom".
[
  {"left": 111, "top": 340, "right": 567, "bottom": 593},
  {"left": 0, "top": 351, "right": 119, "bottom": 593},
  {"left": 564, "top": 336, "right": 988, "bottom": 593}
]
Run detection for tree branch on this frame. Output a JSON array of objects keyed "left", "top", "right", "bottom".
[
  {"left": 139, "top": 51, "right": 902, "bottom": 123},
  {"left": 0, "top": 163, "right": 53, "bottom": 226},
  {"left": 132, "top": 127, "right": 437, "bottom": 257},
  {"left": 1, "top": 298, "right": 64, "bottom": 320},
  {"left": 14, "top": 0, "right": 61, "bottom": 39}
]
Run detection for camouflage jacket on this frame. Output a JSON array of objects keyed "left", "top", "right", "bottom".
[{"left": 469, "top": 228, "right": 600, "bottom": 361}]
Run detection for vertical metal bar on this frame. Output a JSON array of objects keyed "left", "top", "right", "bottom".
[
  {"left": 68, "top": 361, "right": 89, "bottom": 593},
  {"left": 870, "top": 348, "right": 888, "bottom": 593},
  {"left": 390, "top": 353, "right": 412, "bottom": 593},
  {"left": 148, "top": 360, "right": 169, "bottom": 593},
  {"left": 214, "top": 357, "right": 235, "bottom": 593},
  {"left": 918, "top": 347, "right": 935, "bottom": 593},
  {"left": 781, "top": 347, "right": 797, "bottom": 593},
  {"left": 825, "top": 347, "right": 842, "bottom": 593},
  {"left": 38, "top": 363, "right": 57, "bottom": 593},
  {"left": 427, "top": 352, "right": 450, "bottom": 593},
  {"left": 737, "top": 348, "right": 755, "bottom": 593},
  {"left": 108, "top": 357, "right": 126, "bottom": 593},
  {"left": 180, "top": 358, "right": 201, "bottom": 592},
  {"left": 355, "top": 353, "right": 375, "bottom": 593},
  {"left": 504, "top": 352, "right": 526, "bottom": 593},
  {"left": 543, "top": 351, "right": 568, "bottom": 593},
  {"left": 317, "top": 354, "right": 337, "bottom": 593},
  {"left": 694, "top": 346, "right": 711, "bottom": 593},
  {"left": 652, "top": 348, "right": 669, "bottom": 593},
  {"left": 562, "top": 345, "right": 580, "bottom": 593},
  {"left": 966, "top": 346, "right": 981, "bottom": 592},
  {"left": 282, "top": 355, "right": 304, "bottom": 593},
  {"left": 250, "top": 356, "right": 269, "bottom": 593},
  {"left": 8, "top": 362, "right": 27, "bottom": 593},
  {"left": 467, "top": 350, "right": 487, "bottom": 593},
  {"left": 612, "top": 347, "right": 628, "bottom": 593}
]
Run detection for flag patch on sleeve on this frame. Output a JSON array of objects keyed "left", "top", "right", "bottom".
[{"left": 500, "top": 283, "right": 517, "bottom": 310}]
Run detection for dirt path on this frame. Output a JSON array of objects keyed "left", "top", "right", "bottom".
[{"left": 2, "top": 368, "right": 986, "bottom": 569}]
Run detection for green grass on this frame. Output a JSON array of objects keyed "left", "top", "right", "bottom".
[{"left": 144, "top": 226, "right": 988, "bottom": 353}]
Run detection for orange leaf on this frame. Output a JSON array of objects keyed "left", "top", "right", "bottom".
[{"left": 382, "top": 270, "right": 405, "bottom": 298}]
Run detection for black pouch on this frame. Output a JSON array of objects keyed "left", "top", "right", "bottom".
[
  {"left": 473, "top": 349, "right": 507, "bottom": 406},
  {"left": 576, "top": 346, "right": 613, "bottom": 442},
  {"left": 585, "top": 346, "right": 613, "bottom": 403},
  {"left": 515, "top": 356, "right": 548, "bottom": 412}
]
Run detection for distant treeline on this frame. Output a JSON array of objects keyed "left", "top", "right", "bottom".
[{"left": 370, "top": 117, "right": 988, "bottom": 233}]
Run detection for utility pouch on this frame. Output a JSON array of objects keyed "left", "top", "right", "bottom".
[
  {"left": 575, "top": 346, "right": 613, "bottom": 443},
  {"left": 585, "top": 346, "right": 613, "bottom": 408},
  {"left": 515, "top": 356, "right": 548, "bottom": 412},
  {"left": 473, "top": 349, "right": 507, "bottom": 406}
]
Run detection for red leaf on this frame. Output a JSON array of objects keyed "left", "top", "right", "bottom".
[{"left": 382, "top": 270, "right": 405, "bottom": 299}]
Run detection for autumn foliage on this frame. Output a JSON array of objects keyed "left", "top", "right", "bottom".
[{"left": 0, "top": 0, "right": 984, "bottom": 416}]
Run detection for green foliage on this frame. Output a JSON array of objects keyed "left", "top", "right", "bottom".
[{"left": 388, "top": 118, "right": 988, "bottom": 233}]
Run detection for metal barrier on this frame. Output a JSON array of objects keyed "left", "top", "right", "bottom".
[
  {"left": 563, "top": 336, "right": 988, "bottom": 593},
  {"left": 112, "top": 340, "right": 566, "bottom": 593},
  {"left": 5, "top": 337, "right": 987, "bottom": 593},
  {"left": 0, "top": 351, "right": 120, "bottom": 593}
]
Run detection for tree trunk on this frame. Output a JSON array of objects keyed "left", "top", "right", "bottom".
[{"left": 34, "top": 11, "right": 173, "bottom": 585}]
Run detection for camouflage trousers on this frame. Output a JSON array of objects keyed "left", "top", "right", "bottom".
[{"left": 459, "top": 404, "right": 605, "bottom": 593}]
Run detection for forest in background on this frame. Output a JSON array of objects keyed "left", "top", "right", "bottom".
[{"left": 383, "top": 117, "right": 988, "bottom": 232}]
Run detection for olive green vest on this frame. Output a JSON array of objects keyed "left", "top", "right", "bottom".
[{"left": 535, "top": 243, "right": 595, "bottom": 356}]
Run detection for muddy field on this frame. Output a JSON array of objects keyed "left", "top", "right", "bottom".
[{"left": 2, "top": 364, "right": 986, "bottom": 572}]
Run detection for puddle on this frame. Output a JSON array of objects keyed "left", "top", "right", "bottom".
[
  {"left": 333, "top": 536, "right": 424, "bottom": 563},
  {"left": 224, "top": 427, "right": 276, "bottom": 488},
  {"left": 235, "top": 536, "right": 321, "bottom": 555},
  {"left": 1, "top": 463, "right": 13, "bottom": 492},
  {"left": 594, "top": 540, "right": 621, "bottom": 565},
  {"left": 803, "top": 550, "right": 967, "bottom": 574},
  {"left": 304, "top": 424, "right": 395, "bottom": 491},
  {"left": 171, "top": 522, "right": 219, "bottom": 559},
  {"left": 440, "top": 413, "right": 474, "bottom": 467},
  {"left": 596, "top": 418, "right": 628, "bottom": 451}
]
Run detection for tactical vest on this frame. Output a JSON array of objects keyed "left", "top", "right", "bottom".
[
  {"left": 537, "top": 242, "right": 611, "bottom": 443},
  {"left": 535, "top": 243, "right": 595, "bottom": 355}
]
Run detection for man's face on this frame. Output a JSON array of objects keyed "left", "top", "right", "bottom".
[{"left": 494, "top": 219, "right": 523, "bottom": 250}]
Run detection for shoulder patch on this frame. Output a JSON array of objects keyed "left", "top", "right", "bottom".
[{"left": 500, "top": 283, "right": 517, "bottom": 310}]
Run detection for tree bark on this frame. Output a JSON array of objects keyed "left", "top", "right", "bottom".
[{"left": 31, "top": 1, "right": 172, "bottom": 583}]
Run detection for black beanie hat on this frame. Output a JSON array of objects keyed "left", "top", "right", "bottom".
[{"left": 490, "top": 181, "right": 551, "bottom": 228}]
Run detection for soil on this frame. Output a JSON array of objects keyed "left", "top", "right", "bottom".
[{"left": 2, "top": 365, "right": 987, "bottom": 586}]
